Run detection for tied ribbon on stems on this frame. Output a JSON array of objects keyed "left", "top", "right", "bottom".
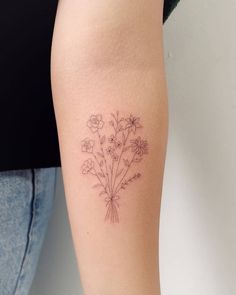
[{"left": 105, "top": 194, "right": 120, "bottom": 223}]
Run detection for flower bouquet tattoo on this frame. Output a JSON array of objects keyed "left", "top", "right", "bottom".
[{"left": 81, "top": 111, "right": 148, "bottom": 223}]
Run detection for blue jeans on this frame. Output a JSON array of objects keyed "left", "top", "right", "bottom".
[{"left": 0, "top": 168, "right": 57, "bottom": 295}]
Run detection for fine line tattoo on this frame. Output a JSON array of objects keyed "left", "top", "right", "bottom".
[{"left": 81, "top": 111, "right": 149, "bottom": 223}]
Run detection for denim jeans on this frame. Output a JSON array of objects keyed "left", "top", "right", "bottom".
[{"left": 0, "top": 168, "right": 57, "bottom": 295}]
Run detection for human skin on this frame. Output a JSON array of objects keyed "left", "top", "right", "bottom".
[{"left": 51, "top": 0, "right": 168, "bottom": 294}]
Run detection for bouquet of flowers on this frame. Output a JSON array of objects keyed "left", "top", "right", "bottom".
[{"left": 81, "top": 111, "right": 148, "bottom": 223}]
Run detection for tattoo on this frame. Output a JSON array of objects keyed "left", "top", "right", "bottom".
[{"left": 81, "top": 111, "right": 148, "bottom": 223}]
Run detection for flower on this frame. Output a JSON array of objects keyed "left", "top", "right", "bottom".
[
  {"left": 112, "top": 153, "right": 119, "bottom": 161},
  {"left": 108, "top": 134, "right": 116, "bottom": 144},
  {"left": 130, "top": 136, "right": 148, "bottom": 156},
  {"left": 115, "top": 140, "right": 122, "bottom": 149},
  {"left": 81, "top": 159, "right": 94, "bottom": 174},
  {"left": 81, "top": 138, "right": 94, "bottom": 153},
  {"left": 117, "top": 124, "right": 124, "bottom": 132},
  {"left": 125, "top": 114, "right": 142, "bottom": 134},
  {"left": 87, "top": 114, "right": 104, "bottom": 133},
  {"left": 106, "top": 146, "right": 114, "bottom": 155}
]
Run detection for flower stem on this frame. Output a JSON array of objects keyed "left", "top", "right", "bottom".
[
  {"left": 114, "top": 152, "right": 137, "bottom": 194},
  {"left": 105, "top": 199, "right": 119, "bottom": 223},
  {"left": 91, "top": 170, "right": 108, "bottom": 193},
  {"left": 112, "top": 130, "right": 131, "bottom": 191},
  {"left": 97, "top": 130, "right": 111, "bottom": 195},
  {"left": 95, "top": 173, "right": 108, "bottom": 192},
  {"left": 92, "top": 152, "right": 106, "bottom": 178}
]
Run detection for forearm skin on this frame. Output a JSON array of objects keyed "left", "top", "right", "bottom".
[{"left": 51, "top": 1, "right": 167, "bottom": 294}]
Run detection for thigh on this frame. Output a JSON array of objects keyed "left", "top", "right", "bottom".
[{"left": 0, "top": 168, "right": 57, "bottom": 295}]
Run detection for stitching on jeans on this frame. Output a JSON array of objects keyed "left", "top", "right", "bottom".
[
  {"left": 13, "top": 169, "right": 36, "bottom": 295},
  {"left": 53, "top": 168, "right": 58, "bottom": 200}
]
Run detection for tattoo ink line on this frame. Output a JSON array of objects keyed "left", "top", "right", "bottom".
[{"left": 81, "top": 112, "right": 148, "bottom": 223}]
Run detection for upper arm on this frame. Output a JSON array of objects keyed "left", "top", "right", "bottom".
[{"left": 52, "top": 0, "right": 165, "bottom": 72}]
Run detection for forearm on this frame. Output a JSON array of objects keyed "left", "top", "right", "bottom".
[{"left": 52, "top": 1, "right": 167, "bottom": 294}]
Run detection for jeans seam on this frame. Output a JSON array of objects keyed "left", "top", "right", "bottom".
[
  {"left": 53, "top": 168, "right": 58, "bottom": 200},
  {"left": 13, "top": 169, "right": 36, "bottom": 295}
]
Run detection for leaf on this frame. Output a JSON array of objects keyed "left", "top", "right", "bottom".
[
  {"left": 100, "top": 135, "right": 106, "bottom": 145},
  {"left": 117, "top": 126, "right": 123, "bottom": 132},
  {"left": 111, "top": 113, "right": 117, "bottom": 121},
  {"left": 93, "top": 183, "right": 103, "bottom": 189},
  {"left": 136, "top": 123, "right": 142, "bottom": 128},
  {"left": 116, "top": 169, "right": 123, "bottom": 177},
  {"left": 134, "top": 157, "right": 143, "bottom": 163},
  {"left": 98, "top": 172, "right": 105, "bottom": 178},
  {"left": 123, "top": 159, "right": 129, "bottom": 166},
  {"left": 120, "top": 182, "right": 127, "bottom": 190},
  {"left": 97, "top": 152, "right": 104, "bottom": 158},
  {"left": 99, "top": 191, "right": 107, "bottom": 196}
]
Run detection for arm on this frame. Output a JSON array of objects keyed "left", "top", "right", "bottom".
[{"left": 51, "top": 0, "right": 168, "bottom": 294}]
